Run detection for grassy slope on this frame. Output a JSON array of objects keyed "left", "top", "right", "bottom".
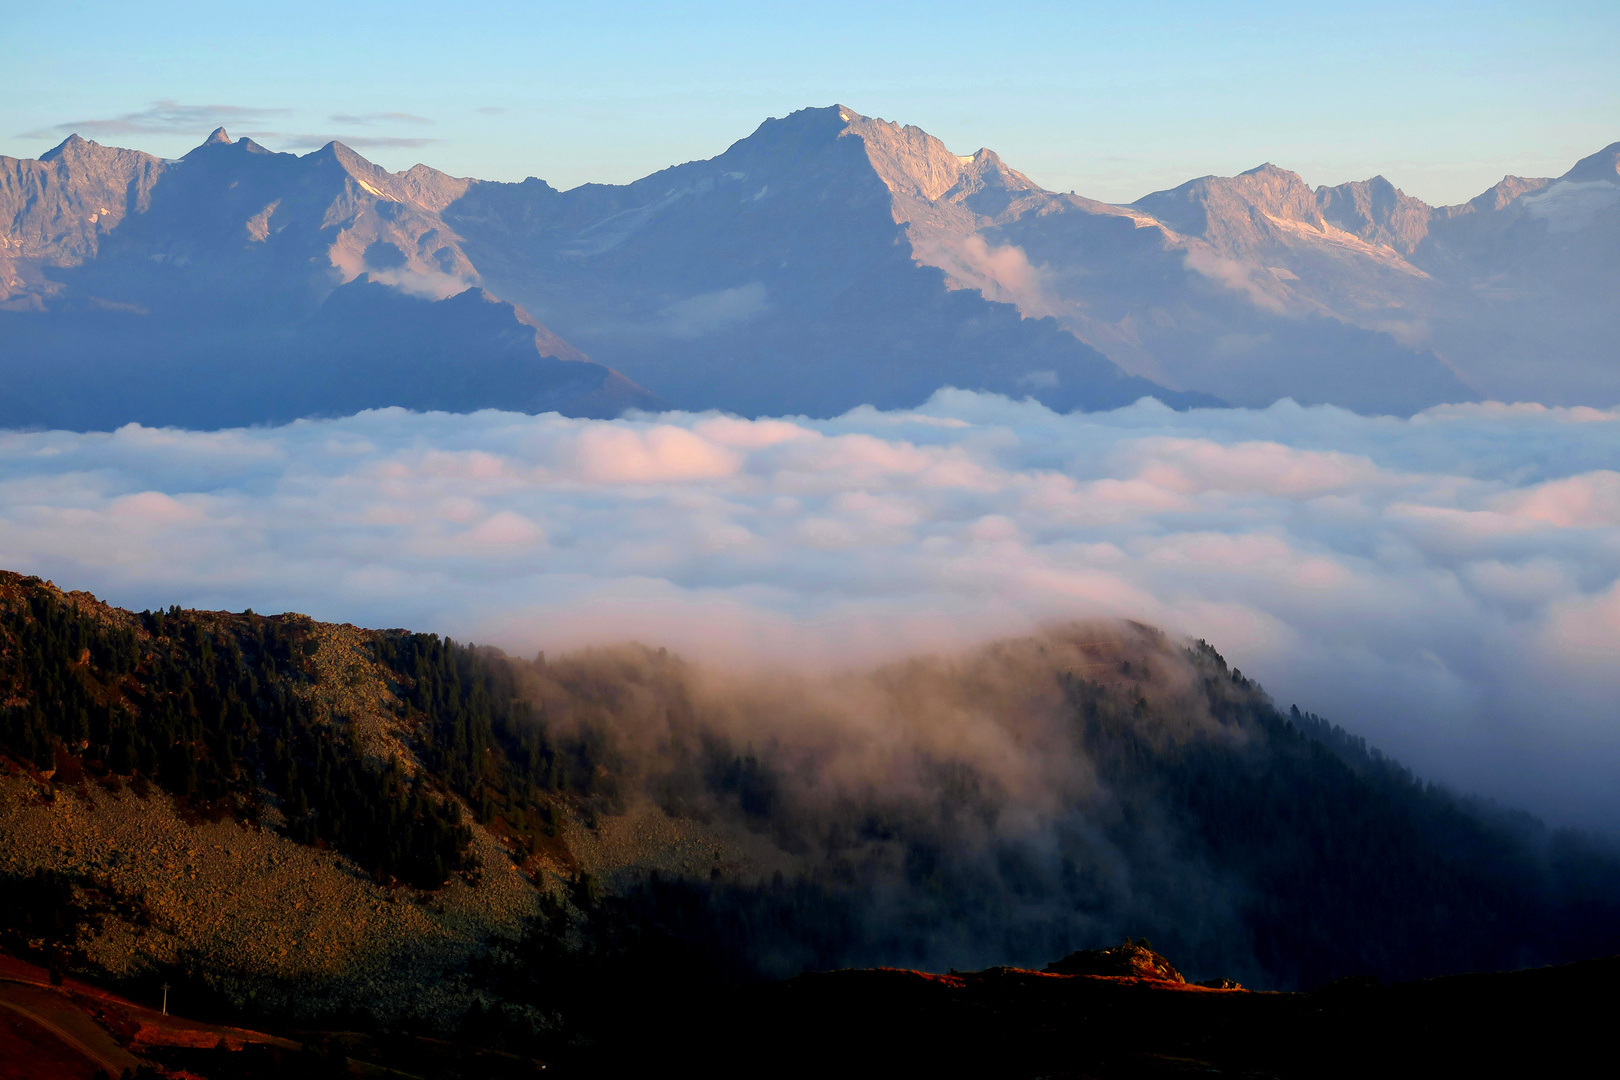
[{"left": 2, "top": 568, "right": 1619, "bottom": 1066}]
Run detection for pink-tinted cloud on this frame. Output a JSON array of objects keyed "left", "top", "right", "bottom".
[{"left": 2, "top": 393, "right": 1619, "bottom": 827}]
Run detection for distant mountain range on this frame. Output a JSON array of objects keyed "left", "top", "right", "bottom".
[{"left": 3, "top": 107, "right": 1616, "bottom": 428}]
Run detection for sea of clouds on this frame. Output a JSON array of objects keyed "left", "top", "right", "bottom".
[{"left": 3, "top": 391, "right": 1618, "bottom": 828}]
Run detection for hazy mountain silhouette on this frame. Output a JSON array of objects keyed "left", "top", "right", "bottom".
[
  {"left": 443, "top": 106, "right": 1206, "bottom": 416},
  {"left": 0, "top": 129, "right": 659, "bottom": 429},
  {"left": 3, "top": 111, "right": 1617, "bottom": 429}
]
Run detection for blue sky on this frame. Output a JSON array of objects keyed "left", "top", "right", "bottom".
[{"left": 5, "top": 0, "right": 1617, "bottom": 203}]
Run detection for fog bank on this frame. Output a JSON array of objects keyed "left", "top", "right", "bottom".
[{"left": 2, "top": 391, "right": 1618, "bottom": 827}]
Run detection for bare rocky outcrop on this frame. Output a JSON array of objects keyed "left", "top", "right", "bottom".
[
  {"left": 0, "top": 136, "right": 166, "bottom": 263},
  {"left": 820, "top": 110, "right": 1468, "bottom": 413},
  {"left": 764, "top": 107, "right": 1618, "bottom": 412},
  {"left": 1044, "top": 940, "right": 1186, "bottom": 983},
  {"left": 0, "top": 135, "right": 166, "bottom": 303},
  {"left": 1316, "top": 175, "right": 1435, "bottom": 255}
]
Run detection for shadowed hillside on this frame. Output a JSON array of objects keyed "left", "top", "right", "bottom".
[{"left": 2, "top": 569, "right": 1619, "bottom": 1067}]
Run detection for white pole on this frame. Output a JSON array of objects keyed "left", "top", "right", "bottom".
[{"left": 161, "top": 983, "right": 169, "bottom": 1016}]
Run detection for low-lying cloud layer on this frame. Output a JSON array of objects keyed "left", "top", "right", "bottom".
[{"left": 2, "top": 392, "right": 1617, "bottom": 827}]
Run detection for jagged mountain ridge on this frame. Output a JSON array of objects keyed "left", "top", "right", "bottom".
[
  {"left": 441, "top": 105, "right": 1201, "bottom": 416},
  {"left": 0, "top": 128, "right": 660, "bottom": 428},
  {"left": 441, "top": 105, "right": 1467, "bottom": 414},
  {"left": 434, "top": 106, "right": 1620, "bottom": 413},
  {"left": 990, "top": 137, "right": 1618, "bottom": 408},
  {"left": 1, "top": 127, "right": 477, "bottom": 311},
  {"left": 0, "top": 134, "right": 166, "bottom": 284},
  {"left": 824, "top": 111, "right": 1616, "bottom": 410},
  {"left": 3, "top": 110, "right": 1617, "bottom": 427},
  {"left": 0, "top": 116, "right": 1202, "bottom": 427},
  {"left": 751, "top": 109, "right": 1618, "bottom": 410}
]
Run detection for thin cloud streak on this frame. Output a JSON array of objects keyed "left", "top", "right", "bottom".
[
  {"left": 264, "top": 133, "right": 442, "bottom": 149},
  {"left": 19, "top": 99, "right": 291, "bottom": 140},
  {"left": 17, "top": 101, "right": 437, "bottom": 152},
  {"left": 1, "top": 392, "right": 1617, "bottom": 829},
  {"left": 328, "top": 111, "right": 433, "bottom": 125}
]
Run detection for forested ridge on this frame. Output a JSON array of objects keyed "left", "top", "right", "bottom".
[
  {"left": 0, "top": 572, "right": 599, "bottom": 890},
  {"left": 2, "top": 568, "right": 1619, "bottom": 1038},
  {"left": 1073, "top": 646, "right": 1620, "bottom": 988}
]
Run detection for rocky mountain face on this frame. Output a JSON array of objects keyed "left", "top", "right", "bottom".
[
  {"left": 2, "top": 111, "right": 1616, "bottom": 428},
  {"left": 429, "top": 109, "right": 1620, "bottom": 414},
  {"left": 0, "top": 130, "right": 659, "bottom": 429},
  {"left": 0, "top": 134, "right": 166, "bottom": 293},
  {"left": 833, "top": 115, "right": 1617, "bottom": 411},
  {"left": 1403, "top": 144, "right": 1620, "bottom": 404},
  {"left": 1111, "top": 144, "right": 1619, "bottom": 408},
  {"left": 848, "top": 133, "right": 1460, "bottom": 413},
  {"left": 442, "top": 105, "right": 1199, "bottom": 416}
]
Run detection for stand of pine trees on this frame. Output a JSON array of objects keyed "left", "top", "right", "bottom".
[
  {"left": 0, "top": 578, "right": 476, "bottom": 888},
  {"left": 0, "top": 573, "right": 623, "bottom": 889}
]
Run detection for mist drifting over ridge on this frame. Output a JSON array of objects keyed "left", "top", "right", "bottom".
[
  {"left": 484, "top": 622, "right": 1388, "bottom": 985},
  {"left": 2, "top": 390, "right": 1619, "bottom": 828}
]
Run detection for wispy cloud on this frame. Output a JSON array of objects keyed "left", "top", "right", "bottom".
[
  {"left": 19, "top": 99, "right": 291, "bottom": 140},
  {"left": 328, "top": 111, "right": 433, "bottom": 125},
  {"left": 18, "top": 102, "right": 439, "bottom": 153},
  {"left": 3, "top": 394, "right": 1620, "bottom": 828},
  {"left": 238, "top": 133, "right": 441, "bottom": 151}
]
